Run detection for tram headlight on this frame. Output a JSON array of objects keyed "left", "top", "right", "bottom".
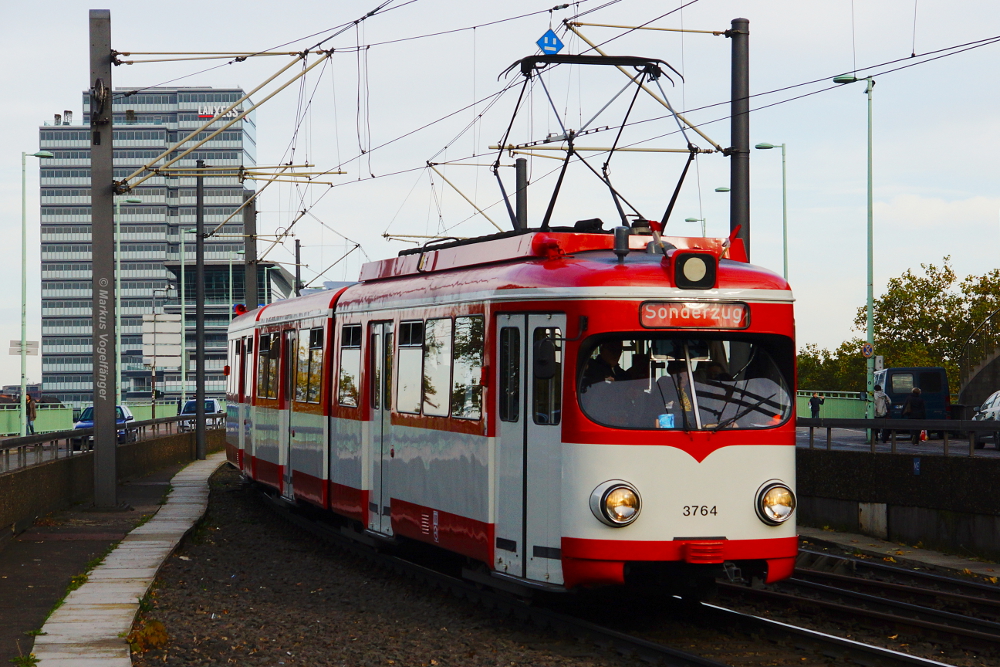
[
  {"left": 755, "top": 481, "right": 796, "bottom": 525},
  {"left": 590, "top": 480, "right": 641, "bottom": 527}
]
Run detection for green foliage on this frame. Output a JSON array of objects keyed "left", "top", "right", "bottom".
[
  {"left": 797, "top": 339, "right": 867, "bottom": 392},
  {"left": 800, "top": 257, "right": 1000, "bottom": 394}
]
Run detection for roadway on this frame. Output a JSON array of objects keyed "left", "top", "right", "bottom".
[{"left": 795, "top": 427, "right": 1000, "bottom": 457}]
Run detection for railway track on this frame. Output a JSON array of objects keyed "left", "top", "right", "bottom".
[
  {"left": 256, "top": 484, "right": 951, "bottom": 667},
  {"left": 798, "top": 547, "right": 1000, "bottom": 600},
  {"left": 713, "top": 545, "right": 1000, "bottom": 662}
]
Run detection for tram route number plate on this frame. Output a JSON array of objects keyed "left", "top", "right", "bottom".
[
  {"left": 641, "top": 302, "right": 748, "bottom": 329},
  {"left": 682, "top": 505, "right": 718, "bottom": 516}
]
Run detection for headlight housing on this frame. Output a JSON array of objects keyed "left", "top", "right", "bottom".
[
  {"left": 590, "top": 480, "right": 641, "bottom": 527},
  {"left": 755, "top": 481, "right": 796, "bottom": 525}
]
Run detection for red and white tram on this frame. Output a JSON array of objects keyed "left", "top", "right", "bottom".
[{"left": 226, "top": 226, "right": 798, "bottom": 592}]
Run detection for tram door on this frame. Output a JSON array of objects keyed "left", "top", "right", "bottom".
[
  {"left": 368, "top": 322, "right": 394, "bottom": 535},
  {"left": 280, "top": 329, "right": 296, "bottom": 500},
  {"left": 494, "top": 313, "right": 565, "bottom": 585}
]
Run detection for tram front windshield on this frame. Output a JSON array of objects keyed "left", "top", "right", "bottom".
[{"left": 578, "top": 335, "right": 792, "bottom": 431}]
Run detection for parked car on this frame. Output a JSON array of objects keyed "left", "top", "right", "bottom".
[
  {"left": 178, "top": 399, "right": 225, "bottom": 431},
  {"left": 971, "top": 389, "right": 1000, "bottom": 448},
  {"left": 72, "top": 405, "right": 136, "bottom": 450}
]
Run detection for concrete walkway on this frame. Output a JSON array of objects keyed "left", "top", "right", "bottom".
[
  {"left": 31, "top": 451, "right": 227, "bottom": 666},
  {"left": 800, "top": 525, "right": 1000, "bottom": 580}
]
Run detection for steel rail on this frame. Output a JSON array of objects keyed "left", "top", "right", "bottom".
[
  {"left": 697, "top": 602, "right": 953, "bottom": 667},
  {"left": 254, "top": 488, "right": 728, "bottom": 667},
  {"left": 793, "top": 568, "right": 1000, "bottom": 615},
  {"left": 719, "top": 583, "right": 1000, "bottom": 651},
  {"left": 254, "top": 482, "right": 950, "bottom": 666},
  {"left": 780, "top": 578, "right": 1000, "bottom": 634},
  {"left": 799, "top": 547, "right": 1000, "bottom": 598}
]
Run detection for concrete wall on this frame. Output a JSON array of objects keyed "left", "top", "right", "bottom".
[
  {"left": 798, "top": 448, "right": 1000, "bottom": 559},
  {"left": 0, "top": 430, "right": 225, "bottom": 539},
  {"left": 959, "top": 349, "right": 1000, "bottom": 409}
]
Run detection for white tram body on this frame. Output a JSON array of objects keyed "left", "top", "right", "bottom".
[{"left": 227, "top": 229, "right": 798, "bottom": 590}]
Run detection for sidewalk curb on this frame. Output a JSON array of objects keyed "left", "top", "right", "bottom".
[{"left": 31, "top": 451, "right": 227, "bottom": 666}]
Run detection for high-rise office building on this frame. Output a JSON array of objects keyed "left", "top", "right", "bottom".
[{"left": 38, "top": 87, "right": 292, "bottom": 407}]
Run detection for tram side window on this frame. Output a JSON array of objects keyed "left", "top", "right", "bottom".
[
  {"left": 423, "top": 318, "right": 453, "bottom": 417},
  {"left": 226, "top": 340, "right": 238, "bottom": 395},
  {"left": 242, "top": 337, "right": 253, "bottom": 399},
  {"left": 498, "top": 327, "right": 520, "bottom": 422},
  {"left": 257, "top": 333, "right": 279, "bottom": 399},
  {"left": 451, "top": 316, "right": 484, "bottom": 419},
  {"left": 295, "top": 328, "right": 324, "bottom": 403},
  {"left": 396, "top": 321, "right": 423, "bottom": 414},
  {"left": 338, "top": 325, "right": 362, "bottom": 408},
  {"left": 533, "top": 327, "right": 562, "bottom": 425}
]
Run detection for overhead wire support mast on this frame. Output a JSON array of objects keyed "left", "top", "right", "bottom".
[
  {"left": 114, "top": 50, "right": 331, "bottom": 64},
  {"left": 115, "top": 51, "right": 333, "bottom": 193},
  {"left": 563, "top": 22, "right": 723, "bottom": 152},
  {"left": 427, "top": 164, "right": 504, "bottom": 232},
  {"left": 490, "top": 145, "right": 715, "bottom": 154},
  {"left": 568, "top": 22, "right": 726, "bottom": 36}
]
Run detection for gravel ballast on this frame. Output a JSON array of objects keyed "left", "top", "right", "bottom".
[{"left": 132, "top": 465, "right": 649, "bottom": 666}]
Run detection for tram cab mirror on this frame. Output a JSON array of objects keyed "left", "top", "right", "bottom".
[{"left": 534, "top": 338, "right": 557, "bottom": 380}]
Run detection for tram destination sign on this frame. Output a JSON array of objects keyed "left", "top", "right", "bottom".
[{"left": 640, "top": 302, "right": 749, "bottom": 329}]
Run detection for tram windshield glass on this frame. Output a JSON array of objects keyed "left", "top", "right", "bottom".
[{"left": 578, "top": 334, "right": 793, "bottom": 431}]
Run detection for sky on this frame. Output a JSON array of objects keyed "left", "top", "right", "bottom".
[{"left": 1, "top": 0, "right": 999, "bottom": 387}]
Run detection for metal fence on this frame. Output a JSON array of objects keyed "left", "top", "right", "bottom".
[
  {"left": 797, "top": 416, "right": 1000, "bottom": 457},
  {"left": 0, "top": 401, "right": 228, "bottom": 437},
  {"left": 0, "top": 413, "right": 225, "bottom": 475},
  {"left": 795, "top": 391, "right": 867, "bottom": 419}
]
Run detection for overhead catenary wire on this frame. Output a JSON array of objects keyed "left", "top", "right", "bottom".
[
  {"left": 315, "top": 27, "right": 1000, "bottom": 209},
  {"left": 117, "top": 2, "right": 1000, "bottom": 263},
  {"left": 112, "top": 0, "right": 410, "bottom": 99}
]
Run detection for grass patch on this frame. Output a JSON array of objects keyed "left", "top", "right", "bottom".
[
  {"left": 37, "top": 538, "right": 121, "bottom": 630},
  {"left": 158, "top": 484, "right": 173, "bottom": 505},
  {"left": 10, "top": 639, "right": 38, "bottom": 665}
]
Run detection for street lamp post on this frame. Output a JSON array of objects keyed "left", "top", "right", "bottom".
[
  {"left": 179, "top": 228, "right": 196, "bottom": 406},
  {"left": 21, "top": 150, "right": 53, "bottom": 436},
  {"left": 683, "top": 217, "right": 706, "bottom": 237},
  {"left": 754, "top": 142, "right": 788, "bottom": 280},
  {"left": 115, "top": 196, "right": 142, "bottom": 405},
  {"left": 834, "top": 73, "right": 876, "bottom": 419}
]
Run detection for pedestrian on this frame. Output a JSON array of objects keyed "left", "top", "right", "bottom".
[
  {"left": 25, "top": 394, "right": 37, "bottom": 435},
  {"left": 873, "top": 383, "right": 891, "bottom": 443},
  {"left": 809, "top": 392, "right": 825, "bottom": 418},
  {"left": 901, "top": 386, "right": 926, "bottom": 444}
]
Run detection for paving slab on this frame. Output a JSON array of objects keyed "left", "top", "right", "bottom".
[{"left": 32, "top": 452, "right": 226, "bottom": 666}]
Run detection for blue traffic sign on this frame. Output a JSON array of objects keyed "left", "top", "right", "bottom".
[
  {"left": 862, "top": 343, "right": 874, "bottom": 358},
  {"left": 537, "top": 29, "right": 564, "bottom": 55}
]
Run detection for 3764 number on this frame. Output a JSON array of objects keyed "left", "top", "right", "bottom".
[{"left": 682, "top": 505, "right": 717, "bottom": 516}]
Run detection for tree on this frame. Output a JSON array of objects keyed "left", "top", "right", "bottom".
[
  {"left": 800, "top": 258, "right": 1000, "bottom": 394},
  {"left": 797, "top": 339, "right": 866, "bottom": 391}
]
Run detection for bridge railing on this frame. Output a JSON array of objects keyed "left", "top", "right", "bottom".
[
  {"left": 0, "top": 414, "right": 225, "bottom": 475},
  {"left": 798, "top": 416, "right": 999, "bottom": 457},
  {"left": 960, "top": 306, "right": 1000, "bottom": 385}
]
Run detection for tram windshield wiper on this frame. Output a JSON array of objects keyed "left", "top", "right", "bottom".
[{"left": 711, "top": 393, "right": 776, "bottom": 432}]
